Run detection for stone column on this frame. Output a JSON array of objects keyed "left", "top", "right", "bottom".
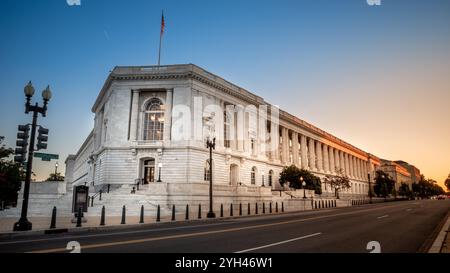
[
  {"left": 316, "top": 142, "right": 323, "bottom": 172},
  {"left": 292, "top": 132, "right": 299, "bottom": 167},
  {"left": 129, "top": 89, "right": 140, "bottom": 141},
  {"left": 350, "top": 156, "right": 355, "bottom": 178},
  {"left": 329, "top": 147, "right": 335, "bottom": 174},
  {"left": 308, "top": 138, "right": 316, "bottom": 171},
  {"left": 164, "top": 89, "right": 173, "bottom": 142},
  {"left": 270, "top": 121, "right": 279, "bottom": 161},
  {"left": 301, "top": 135, "right": 308, "bottom": 169},
  {"left": 323, "top": 144, "right": 329, "bottom": 173},
  {"left": 281, "top": 127, "right": 288, "bottom": 164},
  {"left": 237, "top": 107, "right": 245, "bottom": 152}
]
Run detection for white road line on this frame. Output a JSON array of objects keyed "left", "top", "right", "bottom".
[
  {"left": 377, "top": 215, "right": 389, "bottom": 219},
  {"left": 234, "top": 233, "right": 322, "bottom": 253}
]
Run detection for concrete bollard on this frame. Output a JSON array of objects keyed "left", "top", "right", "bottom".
[
  {"left": 100, "top": 206, "right": 105, "bottom": 226},
  {"left": 156, "top": 205, "right": 161, "bottom": 222},
  {"left": 140, "top": 205, "right": 144, "bottom": 224},
  {"left": 76, "top": 207, "right": 82, "bottom": 227},
  {"left": 172, "top": 205, "right": 176, "bottom": 221},
  {"left": 185, "top": 204, "right": 189, "bottom": 220},
  {"left": 230, "top": 204, "right": 233, "bottom": 217},
  {"left": 121, "top": 205, "right": 126, "bottom": 225},
  {"left": 198, "top": 204, "right": 201, "bottom": 219},
  {"left": 50, "top": 206, "right": 57, "bottom": 229}
]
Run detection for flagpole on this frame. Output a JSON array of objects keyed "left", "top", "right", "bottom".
[
  {"left": 158, "top": 10, "right": 164, "bottom": 66},
  {"left": 158, "top": 31, "right": 162, "bottom": 66}
]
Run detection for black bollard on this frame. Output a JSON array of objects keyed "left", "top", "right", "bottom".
[
  {"left": 50, "top": 206, "right": 57, "bottom": 229},
  {"left": 140, "top": 205, "right": 144, "bottom": 224},
  {"left": 76, "top": 206, "right": 82, "bottom": 227},
  {"left": 220, "top": 204, "right": 224, "bottom": 218},
  {"left": 100, "top": 206, "right": 105, "bottom": 226},
  {"left": 107, "top": 184, "right": 110, "bottom": 193},
  {"left": 262, "top": 203, "right": 265, "bottom": 214},
  {"left": 255, "top": 203, "right": 258, "bottom": 215},
  {"left": 230, "top": 204, "right": 233, "bottom": 217},
  {"left": 248, "top": 203, "right": 251, "bottom": 215},
  {"left": 99, "top": 190, "right": 102, "bottom": 201},
  {"left": 185, "top": 204, "right": 189, "bottom": 220},
  {"left": 121, "top": 205, "right": 126, "bottom": 225},
  {"left": 269, "top": 202, "right": 272, "bottom": 213},
  {"left": 156, "top": 205, "right": 161, "bottom": 222},
  {"left": 198, "top": 204, "right": 202, "bottom": 219},
  {"left": 172, "top": 205, "right": 176, "bottom": 221},
  {"left": 239, "top": 203, "right": 242, "bottom": 216},
  {"left": 282, "top": 202, "right": 284, "bottom": 212},
  {"left": 91, "top": 196, "right": 94, "bottom": 207},
  {"left": 276, "top": 202, "right": 279, "bottom": 213}
]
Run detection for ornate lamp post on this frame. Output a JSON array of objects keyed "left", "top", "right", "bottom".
[
  {"left": 14, "top": 82, "right": 52, "bottom": 232},
  {"left": 157, "top": 163, "right": 163, "bottom": 182},
  {"left": 54, "top": 162, "right": 59, "bottom": 179},
  {"left": 205, "top": 115, "right": 216, "bottom": 218},
  {"left": 301, "top": 177, "right": 306, "bottom": 199}
]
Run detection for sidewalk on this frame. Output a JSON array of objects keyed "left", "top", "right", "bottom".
[{"left": 428, "top": 211, "right": 450, "bottom": 253}]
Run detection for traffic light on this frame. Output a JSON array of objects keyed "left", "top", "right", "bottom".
[
  {"left": 36, "top": 126, "right": 49, "bottom": 150},
  {"left": 14, "top": 125, "right": 30, "bottom": 164}
]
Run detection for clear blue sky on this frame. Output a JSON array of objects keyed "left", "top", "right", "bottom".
[{"left": 0, "top": 0, "right": 449, "bottom": 185}]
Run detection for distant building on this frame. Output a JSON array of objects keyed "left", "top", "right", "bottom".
[
  {"left": 380, "top": 160, "right": 412, "bottom": 190},
  {"left": 395, "top": 161, "right": 421, "bottom": 185}
]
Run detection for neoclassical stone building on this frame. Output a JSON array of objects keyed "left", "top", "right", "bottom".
[{"left": 64, "top": 64, "right": 381, "bottom": 205}]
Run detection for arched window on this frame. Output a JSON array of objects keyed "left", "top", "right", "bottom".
[
  {"left": 251, "top": 167, "right": 256, "bottom": 185},
  {"left": 204, "top": 160, "right": 211, "bottom": 181},
  {"left": 143, "top": 98, "right": 164, "bottom": 141},
  {"left": 268, "top": 170, "right": 274, "bottom": 187}
]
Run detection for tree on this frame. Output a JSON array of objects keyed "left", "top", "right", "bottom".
[
  {"left": 46, "top": 172, "right": 65, "bottom": 182},
  {"left": 445, "top": 174, "right": 450, "bottom": 193},
  {"left": 398, "top": 183, "right": 412, "bottom": 198},
  {"left": 279, "top": 165, "right": 322, "bottom": 194},
  {"left": 0, "top": 137, "right": 25, "bottom": 208},
  {"left": 412, "top": 176, "right": 445, "bottom": 198},
  {"left": 373, "top": 170, "right": 395, "bottom": 199},
  {"left": 323, "top": 168, "right": 351, "bottom": 199}
]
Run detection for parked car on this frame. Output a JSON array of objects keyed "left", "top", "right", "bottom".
[{"left": 437, "top": 195, "right": 447, "bottom": 200}]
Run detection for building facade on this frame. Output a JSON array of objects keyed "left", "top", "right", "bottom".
[{"left": 64, "top": 64, "right": 382, "bottom": 204}]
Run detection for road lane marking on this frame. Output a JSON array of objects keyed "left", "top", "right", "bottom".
[
  {"left": 28, "top": 204, "right": 411, "bottom": 253},
  {"left": 377, "top": 215, "right": 389, "bottom": 219},
  {"left": 234, "top": 233, "right": 321, "bottom": 253},
  {"left": 1, "top": 202, "right": 408, "bottom": 246}
]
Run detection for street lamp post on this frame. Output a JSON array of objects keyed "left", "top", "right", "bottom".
[
  {"left": 14, "top": 82, "right": 52, "bottom": 232},
  {"left": 54, "top": 162, "right": 58, "bottom": 179},
  {"left": 368, "top": 172, "right": 372, "bottom": 204},
  {"left": 301, "top": 177, "right": 306, "bottom": 199},
  {"left": 157, "top": 163, "right": 163, "bottom": 182},
  {"left": 206, "top": 136, "right": 216, "bottom": 218}
]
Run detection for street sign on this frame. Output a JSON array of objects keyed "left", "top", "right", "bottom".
[{"left": 34, "top": 153, "right": 59, "bottom": 162}]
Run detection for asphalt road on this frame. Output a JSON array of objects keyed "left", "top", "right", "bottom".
[{"left": 0, "top": 199, "right": 448, "bottom": 253}]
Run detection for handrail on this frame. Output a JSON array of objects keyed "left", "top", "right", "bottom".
[{"left": 89, "top": 184, "right": 110, "bottom": 206}]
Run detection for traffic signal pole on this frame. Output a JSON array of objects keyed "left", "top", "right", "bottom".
[{"left": 14, "top": 110, "right": 38, "bottom": 231}]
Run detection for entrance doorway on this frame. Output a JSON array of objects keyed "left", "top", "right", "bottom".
[{"left": 143, "top": 159, "right": 155, "bottom": 184}]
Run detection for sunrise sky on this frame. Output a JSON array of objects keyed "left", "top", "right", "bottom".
[{"left": 0, "top": 0, "right": 449, "bottom": 188}]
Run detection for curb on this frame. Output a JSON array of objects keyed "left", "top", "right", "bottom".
[{"left": 428, "top": 210, "right": 450, "bottom": 253}]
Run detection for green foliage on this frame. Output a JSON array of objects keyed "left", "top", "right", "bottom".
[
  {"left": 46, "top": 172, "right": 65, "bottom": 182},
  {"left": 412, "top": 176, "right": 446, "bottom": 198},
  {"left": 0, "top": 137, "right": 25, "bottom": 207},
  {"left": 445, "top": 174, "right": 450, "bottom": 192},
  {"left": 373, "top": 170, "right": 395, "bottom": 198},
  {"left": 323, "top": 168, "right": 351, "bottom": 199},
  {"left": 398, "top": 183, "right": 412, "bottom": 197},
  {"left": 279, "top": 165, "right": 322, "bottom": 193}
]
